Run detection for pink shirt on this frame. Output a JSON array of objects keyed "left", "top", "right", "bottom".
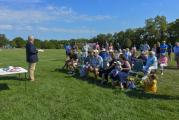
[{"left": 159, "top": 56, "right": 168, "bottom": 64}]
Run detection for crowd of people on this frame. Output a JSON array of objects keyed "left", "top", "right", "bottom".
[{"left": 62, "top": 40, "right": 179, "bottom": 92}]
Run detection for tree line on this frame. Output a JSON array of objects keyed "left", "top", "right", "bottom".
[{"left": 0, "top": 15, "right": 179, "bottom": 49}]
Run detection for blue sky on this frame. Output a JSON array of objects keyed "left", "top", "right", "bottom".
[{"left": 0, "top": 0, "right": 178, "bottom": 40}]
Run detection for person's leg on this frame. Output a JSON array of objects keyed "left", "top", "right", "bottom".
[
  {"left": 175, "top": 55, "right": 179, "bottom": 68},
  {"left": 105, "top": 68, "right": 112, "bottom": 82},
  {"left": 117, "top": 72, "right": 123, "bottom": 89},
  {"left": 67, "top": 61, "right": 71, "bottom": 71},
  {"left": 160, "top": 64, "right": 164, "bottom": 75},
  {"left": 67, "top": 61, "right": 73, "bottom": 74},
  {"left": 168, "top": 52, "right": 171, "bottom": 61},
  {"left": 63, "top": 59, "right": 69, "bottom": 69},
  {"left": 28, "top": 63, "right": 36, "bottom": 81},
  {"left": 71, "top": 61, "right": 77, "bottom": 75},
  {"left": 88, "top": 66, "right": 93, "bottom": 72},
  {"left": 119, "top": 72, "right": 128, "bottom": 89},
  {"left": 177, "top": 56, "right": 179, "bottom": 68},
  {"left": 110, "top": 76, "right": 116, "bottom": 87},
  {"left": 94, "top": 68, "right": 99, "bottom": 79}
]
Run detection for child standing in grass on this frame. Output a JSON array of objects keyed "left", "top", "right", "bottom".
[
  {"left": 159, "top": 53, "right": 168, "bottom": 75},
  {"left": 144, "top": 72, "right": 157, "bottom": 93}
]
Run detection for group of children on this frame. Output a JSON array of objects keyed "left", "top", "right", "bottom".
[{"left": 62, "top": 41, "right": 178, "bottom": 93}]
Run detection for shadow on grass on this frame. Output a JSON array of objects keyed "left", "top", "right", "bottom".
[
  {"left": 125, "top": 89, "right": 179, "bottom": 100},
  {"left": 54, "top": 68, "right": 179, "bottom": 100},
  {"left": 50, "top": 58, "right": 65, "bottom": 61},
  {"left": 0, "top": 76, "right": 19, "bottom": 81},
  {"left": 54, "top": 68, "right": 113, "bottom": 89},
  {"left": 165, "top": 66, "right": 179, "bottom": 70},
  {"left": 0, "top": 83, "right": 10, "bottom": 91},
  {"left": 0, "top": 76, "right": 27, "bottom": 81}
]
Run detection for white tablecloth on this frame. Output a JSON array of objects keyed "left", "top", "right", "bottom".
[{"left": 0, "top": 67, "right": 27, "bottom": 76}]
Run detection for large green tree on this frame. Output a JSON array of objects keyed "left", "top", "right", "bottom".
[
  {"left": 0, "top": 34, "right": 9, "bottom": 48},
  {"left": 12, "top": 37, "right": 26, "bottom": 48}
]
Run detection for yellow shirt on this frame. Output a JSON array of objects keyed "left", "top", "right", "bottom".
[{"left": 145, "top": 79, "right": 157, "bottom": 93}]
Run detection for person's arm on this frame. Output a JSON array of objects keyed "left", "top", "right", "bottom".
[
  {"left": 29, "top": 44, "right": 38, "bottom": 54},
  {"left": 121, "top": 61, "right": 131, "bottom": 71},
  {"left": 148, "top": 45, "right": 150, "bottom": 50},
  {"left": 96, "top": 59, "right": 101, "bottom": 68},
  {"left": 173, "top": 47, "right": 176, "bottom": 54},
  {"left": 96, "top": 57, "right": 103, "bottom": 68}
]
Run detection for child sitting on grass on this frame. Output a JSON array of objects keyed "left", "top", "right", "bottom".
[
  {"left": 109, "top": 61, "right": 121, "bottom": 87},
  {"left": 144, "top": 72, "right": 157, "bottom": 93},
  {"left": 127, "top": 76, "right": 136, "bottom": 89}
]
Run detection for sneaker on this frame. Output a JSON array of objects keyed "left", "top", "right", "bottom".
[{"left": 68, "top": 71, "right": 73, "bottom": 74}]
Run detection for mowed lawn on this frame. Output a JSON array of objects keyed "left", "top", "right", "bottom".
[{"left": 0, "top": 49, "right": 179, "bottom": 120}]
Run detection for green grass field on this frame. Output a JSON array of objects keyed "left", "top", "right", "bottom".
[{"left": 0, "top": 49, "right": 179, "bottom": 120}]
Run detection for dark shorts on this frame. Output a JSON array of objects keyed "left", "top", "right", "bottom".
[
  {"left": 66, "top": 51, "right": 70, "bottom": 56},
  {"left": 175, "top": 55, "right": 179, "bottom": 61},
  {"left": 168, "top": 51, "right": 172, "bottom": 56}
]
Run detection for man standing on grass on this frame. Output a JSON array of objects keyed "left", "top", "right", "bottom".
[
  {"left": 26, "top": 35, "right": 38, "bottom": 81},
  {"left": 160, "top": 41, "right": 168, "bottom": 55},
  {"left": 173, "top": 42, "right": 179, "bottom": 69}
]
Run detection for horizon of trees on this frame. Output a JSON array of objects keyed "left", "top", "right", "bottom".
[{"left": 0, "top": 15, "right": 179, "bottom": 49}]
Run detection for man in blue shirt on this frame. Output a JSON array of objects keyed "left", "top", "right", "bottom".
[
  {"left": 174, "top": 42, "right": 179, "bottom": 68},
  {"left": 160, "top": 41, "right": 168, "bottom": 55}
]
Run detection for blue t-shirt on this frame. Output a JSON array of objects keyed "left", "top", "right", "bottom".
[
  {"left": 146, "top": 56, "right": 157, "bottom": 68},
  {"left": 91, "top": 55, "right": 103, "bottom": 68},
  {"left": 160, "top": 44, "right": 168, "bottom": 54},
  {"left": 99, "top": 51, "right": 110, "bottom": 61},
  {"left": 174, "top": 46, "right": 179, "bottom": 56},
  {"left": 65, "top": 45, "right": 71, "bottom": 54}
]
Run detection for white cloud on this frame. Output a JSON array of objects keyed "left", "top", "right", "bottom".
[
  {"left": 0, "top": 24, "right": 13, "bottom": 30},
  {"left": 47, "top": 6, "right": 75, "bottom": 16},
  {"left": 38, "top": 27, "right": 97, "bottom": 34},
  {"left": 0, "top": 23, "right": 96, "bottom": 34},
  {"left": 46, "top": 5, "right": 112, "bottom": 22},
  {"left": 0, "top": 5, "right": 112, "bottom": 33},
  {"left": 0, "top": 8, "right": 54, "bottom": 24},
  {"left": 0, "top": 5, "right": 112, "bottom": 26}
]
